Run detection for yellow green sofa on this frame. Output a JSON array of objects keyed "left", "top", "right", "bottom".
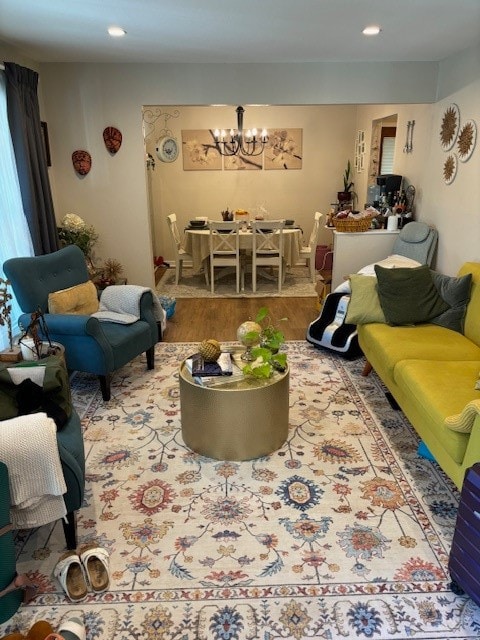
[{"left": 358, "top": 262, "right": 480, "bottom": 490}]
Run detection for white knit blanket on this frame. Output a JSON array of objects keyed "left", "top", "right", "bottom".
[
  {"left": 0, "top": 413, "right": 67, "bottom": 528},
  {"left": 92, "top": 285, "right": 166, "bottom": 332}
]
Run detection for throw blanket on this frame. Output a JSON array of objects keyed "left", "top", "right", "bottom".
[
  {"left": 92, "top": 285, "right": 166, "bottom": 331},
  {"left": 0, "top": 412, "right": 67, "bottom": 528},
  {"left": 445, "top": 399, "right": 480, "bottom": 433},
  {"left": 334, "top": 254, "right": 422, "bottom": 293}
]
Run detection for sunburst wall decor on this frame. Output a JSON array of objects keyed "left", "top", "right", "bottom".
[
  {"left": 440, "top": 103, "right": 460, "bottom": 151},
  {"left": 443, "top": 153, "right": 457, "bottom": 185},
  {"left": 457, "top": 119, "right": 476, "bottom": 162}
]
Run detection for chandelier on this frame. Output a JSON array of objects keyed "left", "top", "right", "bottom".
[{"left": 214, "top": 106, "right": 268, "bottom": 157}]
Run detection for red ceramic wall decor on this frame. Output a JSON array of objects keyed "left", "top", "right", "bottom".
[
  {"left": 103, "top": 126, "right": 122, "bottom": 154},
  {"left": 72, "top": 150, "right": 92, "bottom": 176}
]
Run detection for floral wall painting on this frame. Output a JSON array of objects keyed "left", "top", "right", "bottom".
[
  {"left": 181, "top": 130, "right": 222, "bottom": 171},
  {"left": 72, "top": 149, "right": 92, "bottom": 176},
  {"left": 224, "top": 152, "right": 262, "bottom": 171},
  {"left": 264, "top": 128, "right": 302, "bottom": 170}
]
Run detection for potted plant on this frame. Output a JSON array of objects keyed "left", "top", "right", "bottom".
[
  {"left": 0, "top": 278, "right": 22, "bottom": 362},
  {"left": 337, "top": 159, "right": 355, "bottom": 204},
  {"left": 241, "top": 306, "right": 288, "bottom": 379}
]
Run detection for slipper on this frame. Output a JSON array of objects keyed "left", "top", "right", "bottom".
[
  {"left": 26, "top": 622, "right": 54, "bottom": 640},
  {"left": 57, "top": 617, "right": 86, "bottom": 640},
  {"left": 2, "top": 621, "right": 54, "bottom": 640},
  {"left": 79, "top": 545, "right": 110, "bottom": 593},
  {"left": 53, "top": 553, "right": 88, "bottom": 602}
]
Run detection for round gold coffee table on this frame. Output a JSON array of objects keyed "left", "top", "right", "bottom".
[{"left": 179, "top": 354, "right": 289, "bottom": 461}]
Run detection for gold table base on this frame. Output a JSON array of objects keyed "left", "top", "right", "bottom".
[{"left": 179, "top": 359, "right": 289, "bottom": 461}]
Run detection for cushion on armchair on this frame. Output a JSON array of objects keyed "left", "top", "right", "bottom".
[{"left": 48, "top": 281, "right": 99, "bottom": 315}]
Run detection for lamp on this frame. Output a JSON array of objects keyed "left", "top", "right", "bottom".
[{"left": 214, "top": 106, "right": 268, "bottom": 157}]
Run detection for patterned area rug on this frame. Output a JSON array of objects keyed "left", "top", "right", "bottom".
[
  {"left": 156, "top": 266, "right": 317, "bottom": 298},
  {"left": 2, "top": 342, "right": 480, "bottom": 639}
]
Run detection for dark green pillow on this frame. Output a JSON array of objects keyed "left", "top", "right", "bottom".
[
  {"left": 374, "top": 264, "right": 450, "bottom": 325},
  {"left": 430, "top": 271, "right": 472, "bottom": 333}
]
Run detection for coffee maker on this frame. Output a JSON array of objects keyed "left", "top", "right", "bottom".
[{"left": 376, "top": 174, "right": 403, "bottom": 206}]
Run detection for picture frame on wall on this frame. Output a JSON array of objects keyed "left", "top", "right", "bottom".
[
  {"left": 264, "top": 128, "right": 302, "bottom": 170},
  {"left": 181, "top": 130, "right": 222, "bottom": 170}
]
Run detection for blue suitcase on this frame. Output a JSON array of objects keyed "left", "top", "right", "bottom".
[{"left": 448, "top": 462, "right": 480, "bottom": 607}]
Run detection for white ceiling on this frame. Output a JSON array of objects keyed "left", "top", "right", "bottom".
[{"left": 1, "top": 0, "right": 480, "bottom": 65}]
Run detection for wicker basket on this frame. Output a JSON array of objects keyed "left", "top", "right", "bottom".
[{"left": 332, "top": 216, "right": 373, "bottom": 232}]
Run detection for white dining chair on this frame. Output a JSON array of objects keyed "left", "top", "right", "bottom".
[
  {"left": 167, "top": 213, "right": 208, "bottom": 286},
  {"left": 208, "top": 221, "right": 242, "bottom": 293},
  {"left": 251, "top": 220, "right": 285, "bottom": 293},
  {"left": 299, "top": 211, "right": 323, "bottom": 283}
]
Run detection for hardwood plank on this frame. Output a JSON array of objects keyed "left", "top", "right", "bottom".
[{"left": 162, "top": 297, "right": 319, "bottom": 342}]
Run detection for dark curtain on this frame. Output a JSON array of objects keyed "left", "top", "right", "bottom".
[{"left": 4, "top": 62, "right": 59, "bottom": 255}]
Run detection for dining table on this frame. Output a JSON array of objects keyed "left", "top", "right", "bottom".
[{"left": 183, "top": 225, "right": 304, "bottom": 275}]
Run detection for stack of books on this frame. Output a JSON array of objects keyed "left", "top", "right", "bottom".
[{"left": 185, "top": 352, "right": 244, "bottom": 387}]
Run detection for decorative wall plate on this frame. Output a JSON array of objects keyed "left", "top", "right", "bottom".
[
  {"left": 440, "top": 103, "right": 460, "bottom": 151},
  {"left": 443, "top": 153, "right": 457, "bottom": 185},
  {"left": 457, "top": 119, "right": 476, "bottom": 162}
]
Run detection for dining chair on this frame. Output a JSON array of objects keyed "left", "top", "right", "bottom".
[
  {"left": 251, "top": 220, "right": 286, "bottom": 293},
  {"left": 208, "top": 221, "right": 242, "bottom": 293},
  {"left": 299, "top": 211, "right": 323, "bottom": 283},
  {"left": 167, "top": 213, "right": 208, "bottom": 285}
]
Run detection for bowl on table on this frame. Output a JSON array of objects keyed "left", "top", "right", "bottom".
[
  {"left": 285, "top": 219, "right": 295, "bottom": 226},
  {"left": 189, "top": 219, "right": 207, "bottom": 228}
]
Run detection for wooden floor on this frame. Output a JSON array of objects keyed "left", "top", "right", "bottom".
[{"left": 162, "top": 297, "right": 320, "bottom": 342}]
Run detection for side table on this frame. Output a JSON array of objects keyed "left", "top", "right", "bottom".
[{"left": 179, "top": 354, "right": 289, "bottom": 461}]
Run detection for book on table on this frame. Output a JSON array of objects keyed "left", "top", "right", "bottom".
[{"left": 189, "top": 352, "right": 233, "bottom": 376}]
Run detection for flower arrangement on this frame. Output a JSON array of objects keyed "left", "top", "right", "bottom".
[{"left": 58, "top": 213, "right": 98, "bottom": 261}]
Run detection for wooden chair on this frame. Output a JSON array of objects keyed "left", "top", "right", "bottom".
[
  {"left": 167, "top": 213, "right": 208, "bottom": 286},
  {"left": 251, "top": 220, "right": 285, "bottom": 293},
  {"left": 208, "top": 221, "right": 242, "bottom": 293},
  {"left": 299, "top": 211, "right": 323, "bottom": 283}
]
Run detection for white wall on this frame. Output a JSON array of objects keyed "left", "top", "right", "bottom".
[
  {"left": 36, "top": 60, "right": 442, "bottom": 287},
  {"left": 146, "top": 104, "right": 358, "bottom": 261},
  {"left": 2, "top": 46, "right": 479, "bottom": 282}
]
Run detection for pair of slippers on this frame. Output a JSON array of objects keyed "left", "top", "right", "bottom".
[
  {"left": 53, "top": 545, "right": 110, "bottom": 602},
  {"left": 3, "top": 618, "right": 85, "bottom": 640}
]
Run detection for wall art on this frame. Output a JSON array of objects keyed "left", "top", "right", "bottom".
[
  {"left": 181, "top": 130, "right": 222, "bottom": 171},
  {"left": 440, "top": 103, "right": 460, "bottom": 151},
  {"left": 224, "top": 153, "right": 262, "bottom": 171},
  {"left": 72, "top": 150, "right": 92, "bottom": 176},
  {"left": 264, "top": 128, "right": 302, "bottom": 170},
  {"left": 443, "top": 153, "right": 457, "bottom": 185},
  {"left": 103, "top": 126, "right": 122, "bottom": 155},
  {"left": 457, "top": 119, "right": 476, "bottom": 162}
]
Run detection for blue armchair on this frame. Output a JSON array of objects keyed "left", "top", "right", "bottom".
[{"left": 4, "top": 245, "right": 161, "bottom": 401}]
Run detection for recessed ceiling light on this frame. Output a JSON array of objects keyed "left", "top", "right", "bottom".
[
  {"left": 362, "top": 25, "right": 381, "bottom": 36},
  {"left": 108, "top": 26, "right": 126, "bottom": 37}
]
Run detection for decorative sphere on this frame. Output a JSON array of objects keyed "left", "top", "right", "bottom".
[
  {"left": 199, "top": 339, "right": 221, "bottom": 362},
  {"left": 237, "top": 321, "right": 262, "bottom": 347}
]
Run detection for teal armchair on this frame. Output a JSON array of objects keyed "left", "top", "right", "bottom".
[{"left": 4, "top": 245, "right": 160, "bottom": 400}]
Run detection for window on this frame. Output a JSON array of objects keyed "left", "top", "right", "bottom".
[
  {"left": 0, "top": 70, "right": 34, "bottom": 350},
  {"left": 379, "top": 126, "right": 396, "bottom": 175}
]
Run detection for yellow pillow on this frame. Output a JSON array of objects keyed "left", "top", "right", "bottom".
[{"left": 48, "top": 281, "right": 99, "bottom": 315}]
